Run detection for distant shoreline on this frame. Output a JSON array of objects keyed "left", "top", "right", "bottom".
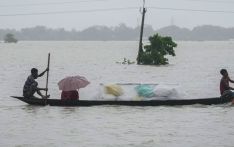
[
  {"left": 1, "top": 39, "right": 234, "bottom": 42},
  {"left": 1, "top": 24, "right": 234, "bottom": 41}
]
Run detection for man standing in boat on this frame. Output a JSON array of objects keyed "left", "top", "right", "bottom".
[
  {"left": 220, "top": 69, "right": 234, "bottom": 97},
  {"left": 23, "top": 68, "right": 49, "bottom": 99}
]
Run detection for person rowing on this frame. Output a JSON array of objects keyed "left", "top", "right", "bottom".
[
  {"left": 23, "top": 68, "right": 50, "bottom": 99},
  {"left": 220, "top": 69, "right": 234, "bottom": 98}
]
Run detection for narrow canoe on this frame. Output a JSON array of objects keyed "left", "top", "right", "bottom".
[{"left": 11, "top": 96, "right": 233, "bottom": 106}]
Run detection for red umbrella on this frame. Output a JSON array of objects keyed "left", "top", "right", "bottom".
[{"left": 58, "top": 75, "right": 90, "bottom": 91}]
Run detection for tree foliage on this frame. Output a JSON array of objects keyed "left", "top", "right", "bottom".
[
  {"left": 137, "top": 34, "right": 177, "bottom": 65},
  {"left": 4, "top": 33, "right": 18, "bottom": 43}
]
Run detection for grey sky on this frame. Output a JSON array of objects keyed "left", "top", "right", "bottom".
[{"left": 0, "top": 0, "right": 234, "bottom": 30}]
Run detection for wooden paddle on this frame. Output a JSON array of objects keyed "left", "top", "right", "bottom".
[{"left": 45, "top": 53, "right": 50, "bottom": 98}]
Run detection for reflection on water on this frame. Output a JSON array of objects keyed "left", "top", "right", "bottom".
[
  {"left": 1, "top": 41, "right": 234, "bottom": 146},
  {"left": 21, "top": 105, "right": 43, "bottom": 112},
  {"left": 59, "top": 107, "right": 77, "bottom": 114}
]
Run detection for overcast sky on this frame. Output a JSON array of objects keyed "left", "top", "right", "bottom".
[{"left": 0, "top": 0, "right": 234, "bottom": 30}]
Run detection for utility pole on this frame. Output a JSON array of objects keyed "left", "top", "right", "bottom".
[{"left": 137, "top": 0, "right": 146, "bottom": 64}]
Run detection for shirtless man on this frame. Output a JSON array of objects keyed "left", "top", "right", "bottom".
[
  {"left": 220, "top": 69, "right": 234, "bottom": 97},
  {"left": 23, "top": 68, "right": 49, "bottom": 98}
]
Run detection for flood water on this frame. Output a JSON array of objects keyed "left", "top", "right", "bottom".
[{"left": 0, "top": 41, "right": 234, "bottom": 147}]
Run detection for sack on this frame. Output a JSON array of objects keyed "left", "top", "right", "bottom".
[
  {"left": 153, "top": 85, "right": 180, "bottom": 99},
  {"left": 105, "top": 84, "right": 123, "bottom": 96},
  {"left": 135, "top": 85, "right": 155, "bottom": 98}
]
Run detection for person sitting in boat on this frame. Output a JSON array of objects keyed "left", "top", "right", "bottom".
[
  {"left": 61, "top": 90, "right": 79, "bottom": 100},
  {"left": 220, "top": 69, "right": 234, "bottom": 97},
  {"left": 23, "top": 68, "right": 49, "bottom": 99}
]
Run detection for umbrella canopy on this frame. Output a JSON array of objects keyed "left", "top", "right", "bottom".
[{"left": 58, "top": 75, "right": 90, "bottom": 91}]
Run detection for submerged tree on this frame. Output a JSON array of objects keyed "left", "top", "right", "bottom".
[
  {"left": 4, "top": 33, "right": 18, "bottom": 43},
  {"left": 137, "top": 34, "right": 177, "bottom": 65}
]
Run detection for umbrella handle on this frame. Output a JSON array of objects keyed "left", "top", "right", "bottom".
[{"left": 45, "top": 53, "right": 50, "bottom": 97}]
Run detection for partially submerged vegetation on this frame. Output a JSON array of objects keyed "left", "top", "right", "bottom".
[
  {"left": 4, "top": 33, "right": 18, "bottom": 43},
  {"left": 116, "top": 58, "right": 135, "bottom": 65},
  {"left": 137, "top": 34, "right": 177, "bottom": 65}
]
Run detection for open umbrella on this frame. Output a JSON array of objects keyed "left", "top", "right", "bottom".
[{"left": 58, "top": 75, "right": 90, "bottom": 91}]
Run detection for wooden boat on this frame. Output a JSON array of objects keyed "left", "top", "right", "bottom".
[{"left": 11, "top": 96, "right": 233, "bottom": 106}]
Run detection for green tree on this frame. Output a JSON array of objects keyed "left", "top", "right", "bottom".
[
  {"left": 4, "top": 33, "right": 18, "bottom": 43},
  {"left": 137, "top": 34, "right": 177, "bottom": 65}
]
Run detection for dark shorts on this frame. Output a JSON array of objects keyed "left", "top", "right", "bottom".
[
  {"left": 23, "top": 88, "right": 37, "bottom": 98},
  {"left": 221, "top": 90, "right": 234, "bottom": 98},
  {"left": 23, "top": 90, "right": 36, "bottom": 98}
]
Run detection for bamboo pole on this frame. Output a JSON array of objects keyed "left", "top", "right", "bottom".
[{"left": 45, "top": 53, "right": 50, "bottom": 98}]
